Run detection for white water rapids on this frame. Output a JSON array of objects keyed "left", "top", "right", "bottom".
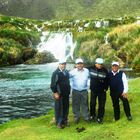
[{"left": 37, "top": 31, "right": 76, "bottom": 61}]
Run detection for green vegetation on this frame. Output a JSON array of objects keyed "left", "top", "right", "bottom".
[
  {"left": 25, "top": 51, "right": 57, "bottom": 64},
  {"left": 0, "top": 14, "right": 140, "bottom": 68},
  {"left": 0, "top": 0, "right": 140, "bottom": 20},
  {"left": 37, "top": 16, "right": 140, "bottom": 69},
  {"left": 73, "top": 22, "right": 140, "bottom": 69},
  {"left": 0, "top": 78, "right": 139, "bottom": 140},
  {"left": 108, "top": 24, "right": 140, "bottom": 69},
  {"left": 73, "top": 28, "right": 111, "bottom": 63},
  {"left": 0, "top": 15, "right": 56, "bottom": 66},
  {"left": 0, "top": 16, "right": 40, "bottom": 65}
]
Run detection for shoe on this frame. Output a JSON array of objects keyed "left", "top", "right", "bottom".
[
  {"left": 127, "top": 116, "right": 132, "bottom": 121},
  {"left": 90, "top": 116, "right": 97, "bottom": 122},
  {"left": 57, "top": 124, "right": 65, "bottom": 129},
  {"left": 115, "top": 117, "right": 120, "bottom": 121},
  {"left": 97, "top": 118, "right": 103, "bottom": 124},
  {"left": 115, "top": 118, "right": 120, "bottom": 121}
]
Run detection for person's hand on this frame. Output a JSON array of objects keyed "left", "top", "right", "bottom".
[
  {"left": 121, "top": 93, "right": 128, "bottom": 98},
  {"left": 54, "top": 92, "right": 60, "bottom": 100}
]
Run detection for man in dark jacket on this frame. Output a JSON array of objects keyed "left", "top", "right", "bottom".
[
  {"left": 50, "top": 59, "right": 70, "bottom": 129},
  {"left": 89, "top": 58, "right": 108, "bottom": 124},
  {"left": 108, "top": 61, "right": 132, "bottom": 121}
]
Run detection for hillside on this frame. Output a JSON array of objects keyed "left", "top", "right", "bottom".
[
  {"left": 0, "top": 15, "right": 140, "bottom": 68},
  {"left": 0, "top": 0, "right": 140, "bottom": 20}
]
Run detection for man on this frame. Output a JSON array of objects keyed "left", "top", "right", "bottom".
[
  {"left": 108, "top": 61, "right": 132, "bottom": 121},
  {"left": 88, "top": 58, "right": 108, "bottom": 124},
  {"left": 69, "top": 58, "right": 90, "bottom": 123},
  {"left": 50, "top": 59, "right": 70, "bottom": 129}
]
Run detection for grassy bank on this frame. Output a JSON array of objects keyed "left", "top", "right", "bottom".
[{"left": 0, "top": 78, "right": 140, "bottom": 140}]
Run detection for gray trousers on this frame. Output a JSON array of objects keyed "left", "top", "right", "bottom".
[{"left": 72, "top": 89, "right": 89, "bottom": 120}]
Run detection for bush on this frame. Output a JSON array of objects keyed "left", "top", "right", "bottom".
[
  {"left": 0, "top": 29, "right": 40, "bottom": 47},
  {"left": 25, "top": 51, "right": 56, "bottom": 64}
]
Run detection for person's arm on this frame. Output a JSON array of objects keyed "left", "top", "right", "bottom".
[
  {"left": 121, "top": 72, "right": 128, "bottom": 98},
  {"left": 104, "top": 69, "right": 109, "bottom": 92},
  {"left": 50, "top": 72, "right": 60, "bottom": 100},
  {"left": 87, "top": 69, "right": 90, "bottom": 89},
  {"left": 69, "top": 69, "right": 74, "bottom": 78}
]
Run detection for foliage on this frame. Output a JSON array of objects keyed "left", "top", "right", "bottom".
[
  {"left": 108, "top": 24, "right": 140, "bottom": 68},
  {"left": 25, "top": 51, "right": 56, "bottom": 64},
  {"left": 22, "top": 47, "right": 37, "bottom": 62},
  {"left": 0, "top": 0, "right": 140, "bottom": 20},
  {"left": 0, "top": 15, "right": 140, "bottom": 68},
  {"left": 0, "top": 29, "right": 40, "bottom": 47},
  {"left": 0, "top": 15, "right": 42, "bottom": 66},
  {"left": 73, "top": 22, "right": 140, "bottom": 69},
  {"left": 0, "top": 38, "right": 23, "bottom": 65},
  {"left": 73, "top": 28, "right": 109, "bottom": 57}
]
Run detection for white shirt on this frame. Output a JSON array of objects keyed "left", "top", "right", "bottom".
[{"left": 69, "top": 68, "right": 89, "bottom": 91}]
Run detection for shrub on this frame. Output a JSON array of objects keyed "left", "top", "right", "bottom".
[{"left": 0, "top": 29, "right": 40, "bottom": 47}]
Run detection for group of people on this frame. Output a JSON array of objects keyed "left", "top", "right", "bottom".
[{"left": 50, "top": 58, "right": 132, "bottom": 129}]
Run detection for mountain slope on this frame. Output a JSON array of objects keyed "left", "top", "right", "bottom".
[{"left": 0, "top": 0, "right": 140, "bottom": 19}]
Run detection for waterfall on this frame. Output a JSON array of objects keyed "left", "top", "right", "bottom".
[
  {"left": 37, "top": 31, "right": 76, "bottom": 61},
  {"left": 104, "top": 34, "right": 109, "bottom": 44}
]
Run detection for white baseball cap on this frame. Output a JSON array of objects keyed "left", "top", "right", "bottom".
[
  {"left": 59, "top": 58, "right": 66, "bottom": 64},
  {"left": 75, "top": 58, "right": 83, "bottom": 64},
  {"left": 95, "top": 58, "right": 104, "bottom": 64},
  {"left": 112, "top": 61, "right": 119, "bottom": 66}
]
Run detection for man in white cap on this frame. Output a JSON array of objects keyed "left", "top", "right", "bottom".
[
  {"left": 69, "top": 58, "right": 90, "bottom": 124},
  {"left": 108, "top": 61, "right": 132, "bottom": 121},
  {"left": 88, "top": 58, "right": 108, "bottom": 124},
  {"left": 50, "top": 59, "right": 70, "bottom": 128}
]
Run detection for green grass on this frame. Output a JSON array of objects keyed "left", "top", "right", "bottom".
[
  {"left": 0, "top": 78, "right": 140, "bottom": 140},
  {"left": 0, "top": 0, "right": 140, "bottom": 20}
]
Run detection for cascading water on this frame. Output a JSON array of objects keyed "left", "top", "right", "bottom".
[
  {"left": 0, "top": 28, "right": 76, "bottom": 124},
  {"left": 104, "top": 34, "right": 109, "bottom": 44},
  {"left": 37, "top": 31, "right": 76, "bottom": 61}
]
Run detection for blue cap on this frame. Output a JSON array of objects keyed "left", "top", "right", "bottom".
[{"left": 95, "top": 58, "right": 104, "bottom": 64}]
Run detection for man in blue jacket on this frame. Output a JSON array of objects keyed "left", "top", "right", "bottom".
[
  {"left": 50, "top": 59, "right": 70, "bottom": 128},
  {"left": 108, "top": 61, "right": 132, "bottom": 121}
]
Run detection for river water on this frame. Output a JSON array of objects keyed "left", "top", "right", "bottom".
[
  {"left": 0, "top": 63, "right": 139, "bottom": 124},
  {"left": 0, "top": 63, "right": 60, "bottom": 124}
]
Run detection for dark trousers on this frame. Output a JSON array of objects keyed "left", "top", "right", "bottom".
[
  {"left": 110, "top": 93, "right": 131, "bottom": 120},
  {"left": 54, "top": 96, "right": 69, "bottom": 125},
  {"left": 90, "top": 91, "right": 106, "bottom": 119}
]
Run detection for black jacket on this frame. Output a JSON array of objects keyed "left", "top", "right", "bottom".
[
  {"left": 88, "top": 65, "right": 108, "bottom": 93},
  {"left": 50, "top": 68, "right": 70, "bottom": 97}
]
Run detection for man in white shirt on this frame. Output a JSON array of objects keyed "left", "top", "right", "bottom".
[
  {"left": 108, "top": 61, "right": 132, "bottom": 121},
  {"left": 69, "top": 58, "right": 90, "bottom": 123}
]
